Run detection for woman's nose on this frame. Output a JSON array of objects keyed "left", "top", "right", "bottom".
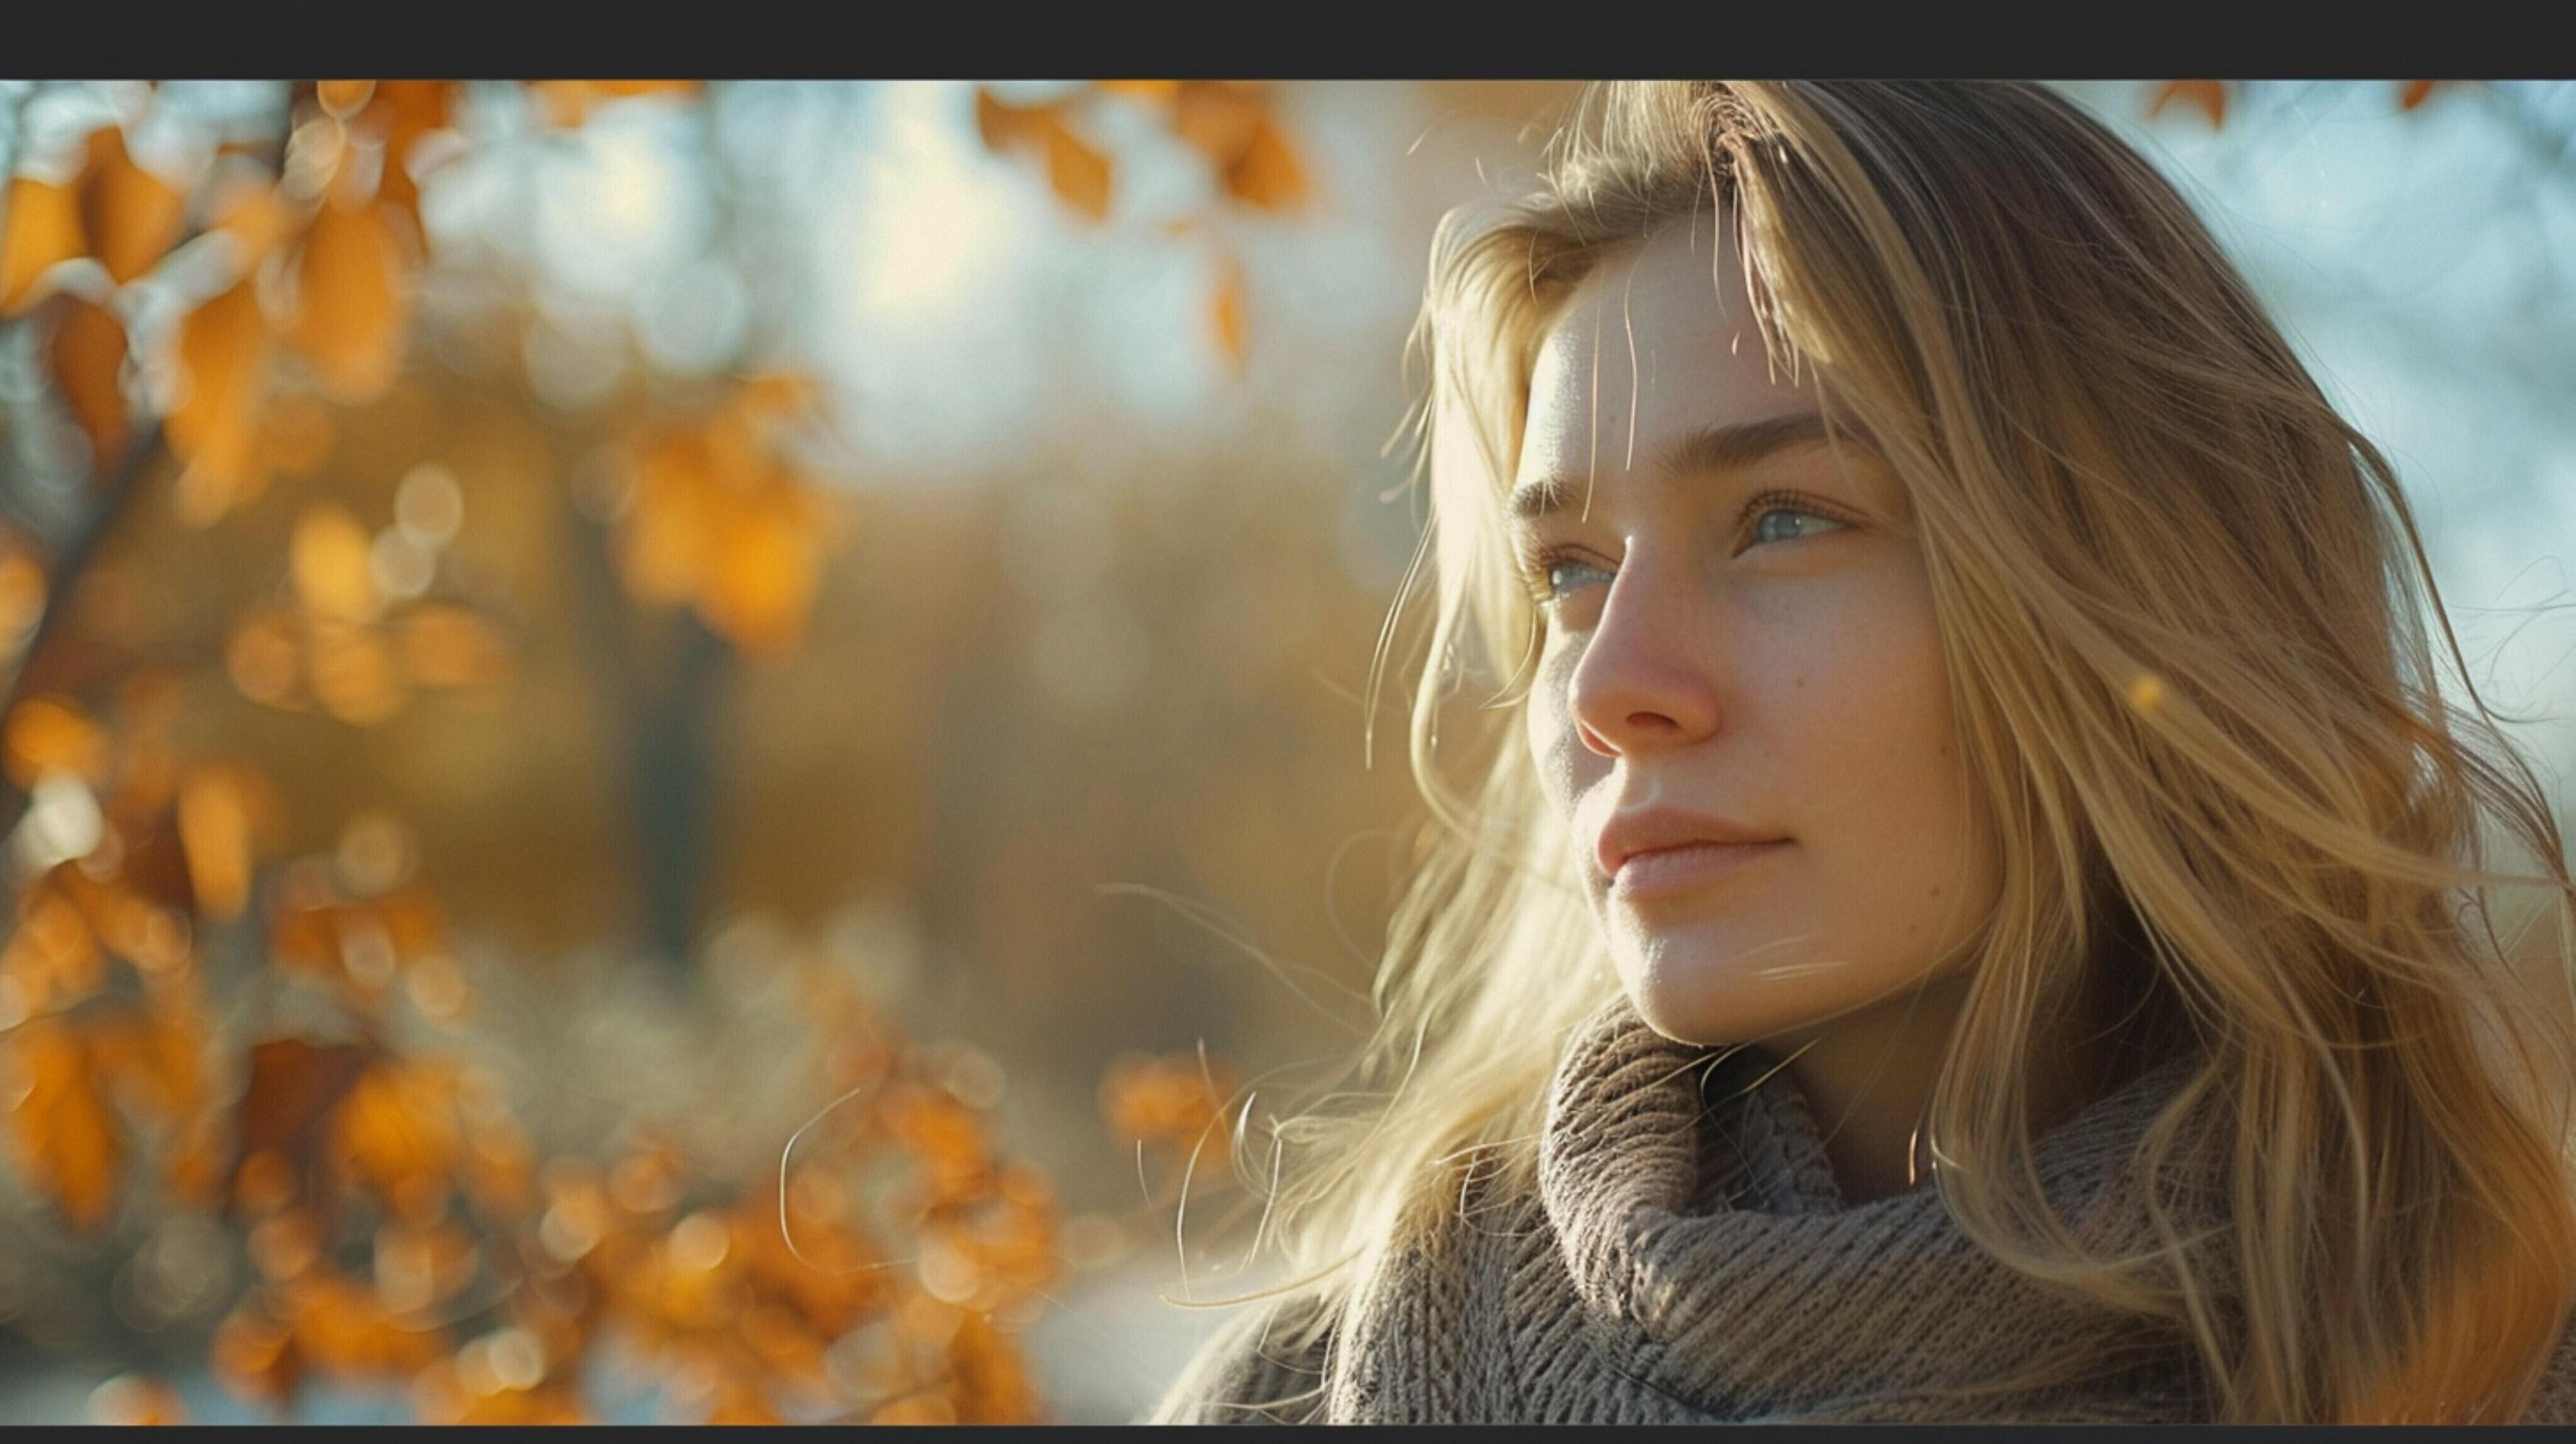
[{"left": 1565, "top": 559, "right": 1723, "bottom": 758}]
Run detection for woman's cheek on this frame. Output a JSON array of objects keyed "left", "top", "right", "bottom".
[
  {"left": 1524, "top": 638, "right": 1586, "bottom": 807},
  {"left": 1757, "top": 584, "right": 1920, "bottom": 811}
]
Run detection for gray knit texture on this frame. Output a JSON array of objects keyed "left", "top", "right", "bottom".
[{"left": 1145, "top": 992, "right": 2576, "bottom": 1424}]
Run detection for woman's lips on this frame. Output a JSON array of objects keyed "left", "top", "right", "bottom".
[{"left": 1608, "top": 838, "right": 1789, "bottom": 900}]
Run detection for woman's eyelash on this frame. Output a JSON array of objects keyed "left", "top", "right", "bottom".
[
  {"left": 1515, "top": 491, "right": 1851, "bottom": 606},
  {"left": 1515, "top": 542, "right": 1594, "bottom": 606}
]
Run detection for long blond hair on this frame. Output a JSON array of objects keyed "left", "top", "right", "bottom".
[{"left": 1214, "top": 81, "right": 2576, "bottom": 1424}]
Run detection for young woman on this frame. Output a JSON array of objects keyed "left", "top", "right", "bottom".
[{"left": 1145, "top": 82, "right": 2576, "bottom": 1425}]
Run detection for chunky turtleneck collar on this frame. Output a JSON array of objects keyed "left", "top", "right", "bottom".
[
  {"left": 1534, "top": 989, "right": 2212, "bottom": 1421},
  {"left": 1293, "top": 989, "right": 2226, "bottom": 1423},
  {"left": 1151, "top": 988, "right": 2576, "bottom": 1424}
]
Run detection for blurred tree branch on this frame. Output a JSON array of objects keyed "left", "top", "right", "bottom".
[
  {"left": 0, "top": 420, "right": 164, "bottom": 840},
  {"left": 558, "top": 474, "right": 731, "bottom": 982}
]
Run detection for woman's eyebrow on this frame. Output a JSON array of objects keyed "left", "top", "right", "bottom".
[{"left": 1506, "top": 412, "right": 1855, "bottom": 522}]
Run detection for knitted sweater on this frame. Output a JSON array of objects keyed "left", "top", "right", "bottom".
[{"left": 1145, "top": 992, "right": 2576, "bottom": 1425}]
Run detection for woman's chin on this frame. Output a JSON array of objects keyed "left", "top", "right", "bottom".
[{"left": 1618, "top": 961, "right": 1842, "bottom": 1050}]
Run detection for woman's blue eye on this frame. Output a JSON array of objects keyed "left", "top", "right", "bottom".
[
  {"left": 1540, "top": 557, "right": 1608, "bottom": 602},
  {"left": 1749, "top": 505, "right": 1846, "bottom": 546},
  {"left": 1524, "top": 502, "right": 1845, "bottom": 606}
]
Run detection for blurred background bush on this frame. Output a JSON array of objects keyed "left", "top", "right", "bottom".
[{"left": 0, "top": 79, "right": 2570, "bottom": 1423}]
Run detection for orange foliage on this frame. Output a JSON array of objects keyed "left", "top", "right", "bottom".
[
  {"left": 46, "top": 295, "right": 130, "bottom": 473},
  {"left": 77, "top": 128, "right": 187, "bottom": 287},
  {"left": 1, "top": 681, "right": 1070, "bottom": 1418},
  {"left": 315, "top": 81, "right": 376, "bottom": 119},
  {"left": 0, "top": 76, "right": 1278, "bottom": 1426},
  {"left": 0, "top": 175, "right": 83, "bottom": 315},
  {"left": 0, "top": 528, "right": 46, "bottom": 662},
  {"left": 975, "top": 91, "right": 1115, "bottom": 223},
  {"left": 176, "top": 763, "right": 279, "bottom": 922},
  {"left": 0, "top": 83, "right": 458, "bottom": 522},
  {"left": 1167, "top": 81, "right": 1310, "bottom": 213},
  {"left": 4, "top": 693, "right": 111, "bottom": 788},
  {"left": 1101, "top": 1050, "right": 1239, "bottom": 1187},
  {"left": 357, "top": 82, "right": 459, "bottom": 248},
  {"left": 285, "top": 197, "right": 415, "bottom": 406},
  {"left": 223, "top": 499, "right": 518, "bottom": 726},
  {"left": 4, "top": 1017, "right": 122, "bottom": 1232},
  {"left": 528, "top": 80, "right": 702, "bottom": 129},
  {"left": 2149, "top": 80, "right": 2231, "bottom": 130},
  {"left": 611, "top": 374, "right": 850, "bottom": 659},
  {"left": 0, "top": 117, "right": 187, "bottom": 312},
  {"left": 981, "top": 81, "right": 1313, "bottom": 368},
  {"left": 166, "top": 278, "right": 278, "bottom": 526},
  {"left": 1211, "top": 254, "right": 1248, "bottom": 374}
]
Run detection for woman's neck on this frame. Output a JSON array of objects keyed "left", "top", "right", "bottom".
[{"left": 1766, "top": 962, "right": 2114, "bottom": 1205}]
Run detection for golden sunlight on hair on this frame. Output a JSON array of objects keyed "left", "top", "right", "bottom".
[{"left": 1166, "top": 82, "right": 2576, "bottom": 1426}]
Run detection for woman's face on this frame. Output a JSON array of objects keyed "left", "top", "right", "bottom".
[{"left": 1514, "top": 218, "right": 2001, "bottom": 1049}]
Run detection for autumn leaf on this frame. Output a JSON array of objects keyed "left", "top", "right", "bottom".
[
  {"left": 334, "top": 1060, "right": 466, "bottom": 1220},
  {"left": 362, "top": 83, "right": 460, "bottom": 246},
  {"left": 530, "top": 80, "right": 701, "bottom": 129},
  {"left": 91, "top": 995, "right": 210, "bottom": 1124},
  {"left": 233, "top": 1037, "right": 376, "bottom": 1208},
  {"left": 373, "top": 1214, "right": 480, "bottom": 1316},
  {"left": 1210, "top": 256, "right": 1247, "bottom": 372},
  {"left": 284, "top": 198, "right": 413, "bottom": 406},
  {"left": 705, "top": 1380, "right": 782, "bottom": 1425},
  {"left": 1097, "top": 80, "right": 1182, "bottom": 106},
  {"left": 951, "top": 1308, "right": 1043, "bottom": 1423},
  {"left": 975, "top": 90, "right": 1112, "bottom": 223},
  {"left": 278, "top": 1269, "right": 447, "bottom": 1377},
  {"left": 2148, "top": 80, "right": 2229, "bottom": 130},
  {"left": 48, "top": 295, "right": 130, "bottom": 474},
  {"left": 108, "top": 813, "right": 200, "bottom": 930},
  {"left": 874, "top": 1390, "right": 960, "bottom": 1426},
  {"left": 1101, "top": 1052, "right": 1236, "bottom": 1163},
  {"left": 77, "top": 127, "right": 189, "bottom": 287},
  {"left": 0, "top": 176, "right": 84, "bottom": 315},
  {"left": 292, "top": 504, "right": 382, "bottom": 624},
  {"left": 415, "top": 1352, "right": 588, "bottom": 1425},
  {"left": 1171, "top": 83, "right": 1265, "bottom": 174},
  {"left": 701, "top": 480, "right": 826, "bottom": 659},
  {"left": 611, "top": 380, "right": 847, "bottom": 658},
  {"left": 166, "top": 278, "right": 277, "bottom": 527},
  {"left": 1044, "top": 122, "right": 1114, "bottom": 223},
  {"left": 1, "top": 880, "right": 108, "bottom": 1018},
  {"left": 4, "top": 693, "right": 110, "bottom": 787},
  {"left": 306, "top": 620, "right": 409, "bottom": 726},
  {"left": 1224, "top": 116, "right": 1308, "bottom": 212},
  {"left": 211, "top": 1301, "right": 303, "bottom": 1405},
  {"left": 178, "top": 764, "right": 268, "bottom": 921},
  {"left": 616, "top": 430, "right": 716, "bottom": 609},
  {"left": 973, "top": 88, "right": 1054, "bottom": 155},
  {"left": 227, "top": 606, "right": 306, "bottom": 709},
  {"left": 316, "top": 81, "right": 376, "bottom": 119},
  {"left": 400, "top": 603, "right": 515, "bottom": 690},
  {"left": 880, "top": 1082, "right": 994, "bottom": 1202},
  {"left": 6, "top": 1017, "right": 122, "bottom": 1233},
  {"left": 0, "top": 532, "right": 45, "bottom": 656}
]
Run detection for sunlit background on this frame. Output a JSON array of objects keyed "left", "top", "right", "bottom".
[{"left": 0, "top": 79, "right": 2571, "bottom": 1424}]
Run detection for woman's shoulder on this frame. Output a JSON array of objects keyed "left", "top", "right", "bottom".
[{"left": 1140, "top": 1286, "right": 1342, "bottom": 1426}]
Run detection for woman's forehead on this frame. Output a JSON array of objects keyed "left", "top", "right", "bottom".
[{"left": 1517, "top": 222, "right": 1823, "bottom": 489}]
